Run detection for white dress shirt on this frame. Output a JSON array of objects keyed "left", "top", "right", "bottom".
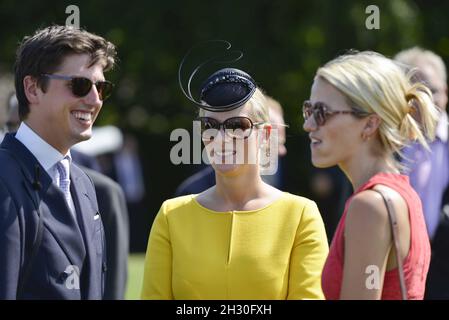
[{"left": 15, "top": 122, "right": 76, "bottom": 215}]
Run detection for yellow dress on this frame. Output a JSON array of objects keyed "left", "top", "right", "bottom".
[{"left": 141, "top": 192, "right": 328, "bottom": 299}]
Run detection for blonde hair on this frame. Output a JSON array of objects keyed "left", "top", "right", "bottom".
[
  {"left": 265, "top": 95, "right": 283, "bottom": 117},
  {"left": 316, "top": 51, "right": 439, "bottom": 166},
  {"left": 247, "top": 88, "right": 270, "bottom": 123},
  {"left": 394, "top": 47, "right": 447, "bottom": 84}
]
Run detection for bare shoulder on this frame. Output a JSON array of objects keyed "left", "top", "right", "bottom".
[
  {"left": 347, "top": 189, "right": 389, "bottom": 220},
  {"left": 345, "top": 189, "right": 390, "bottom": 237},
  {"left": 370, "top": 184, "right": 409, "bottom": 223},
  {"left": 346, "top": 184, "right": 409, "bottom": 239}
]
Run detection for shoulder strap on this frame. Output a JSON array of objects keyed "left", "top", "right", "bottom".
[
  {"left": 372, "top": 187, "right": 407, "bottom": 300},
  {"left": 0, "top": 148, "right": 44, "bottom": 299}
]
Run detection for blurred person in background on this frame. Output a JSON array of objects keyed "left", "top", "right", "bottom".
[
  {"left": 113, "top": 134, "right": 146, "bottom": 253},
  {"left": 308, "top": 166, "right": 350, "bottom": 242},
  {"left": 95, "top": 132, "right": 147, "bottom": 253},
  {"left": 395, "top": 47, "right": 449, "bottom": 299}
]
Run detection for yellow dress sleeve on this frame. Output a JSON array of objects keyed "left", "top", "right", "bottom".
[
  {"left": 141, "top": 202, "right": 173, "bottom": 299},
  {"left": 287, "top": 200, "right": 329, "bottom": 300}
]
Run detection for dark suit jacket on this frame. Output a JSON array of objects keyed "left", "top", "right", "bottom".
[
  {"left": 81, "top": 167, "right": 129, "bottom": 300},
  {"left": 175, "top": 166, "right": 215, "bottom": 196},
  {"left": 72, "top": 150, "right": 101, "bottom": 172},
  {"left": 425, "top": 184, "right": 449, "bottom": 299},
  {"left": 0, "top": 133, "right": 106, "bottom": 299}
]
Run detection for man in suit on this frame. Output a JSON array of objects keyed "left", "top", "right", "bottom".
[
  {"left": 3, "top": 93, "right": 129, "bottom": 299},
  {"left": 0, "top": 25, "right": 117, "bottom": 299}
]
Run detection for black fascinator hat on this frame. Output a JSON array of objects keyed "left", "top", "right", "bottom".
[
  {"left": 179, "top": 41, "right": 257, "bottom": 112},
  {"left": 199, "top": 68, "right": 256, "bottom": 112}
]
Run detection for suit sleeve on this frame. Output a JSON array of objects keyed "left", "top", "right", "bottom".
[
  {"left": 287, "top": 200, "right": 329, "bottom": 300},
  {"left": 141, "top": 203, "right": 173, "bottom": 299},
  {"left": 0, "top": 180, "right": 21, "bottom": 299},
  {"left": 100, "top": 181, "right": 129, "bottom": 300}
]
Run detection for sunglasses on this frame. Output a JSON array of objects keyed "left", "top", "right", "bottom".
[
  {"left": 197, "top": 116, "right": 266, "bottom": 140},
  {"left": 302, "top": 100, "right": 368, "bottom": 126},
  {"left": 41, "top": 74, "right": 114, "bottom": 101}
]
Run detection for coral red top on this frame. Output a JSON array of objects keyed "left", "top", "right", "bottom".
[{"left": 321, "top": 173, "right": 430, "bottom": 300}]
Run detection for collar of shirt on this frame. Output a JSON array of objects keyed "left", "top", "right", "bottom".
[
  {"left": 435, "top": 110, "right": 448, "bottom": 143},
  {"left": 15, "top": 122, "right": 72, "bottom": 176}
]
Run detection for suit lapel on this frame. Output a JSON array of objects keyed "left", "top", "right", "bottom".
[{"left": 41, "top": 183, "right": 86, "bottom": 268}]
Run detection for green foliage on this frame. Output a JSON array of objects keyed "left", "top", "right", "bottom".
[{"left": 125, "top": 253, "right": 145, "bottom": 300}]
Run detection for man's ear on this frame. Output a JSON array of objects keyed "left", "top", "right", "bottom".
[{"left": 23, "top": 75, "right": 41, "bottom": 105}]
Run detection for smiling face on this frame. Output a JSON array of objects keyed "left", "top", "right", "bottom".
[
  {"left": 26, "top": 53, "right": 105, "bottom": 154},
  {"left": 303, "top": 77, "right": 368, "bottom": 168},
  {"left": 202, "top": 102, "right": 266, "bottom": 177}
]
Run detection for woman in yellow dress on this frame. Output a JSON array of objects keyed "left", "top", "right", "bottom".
[{"left": 141, "top": 66, "right": 329, "bottom": 300}]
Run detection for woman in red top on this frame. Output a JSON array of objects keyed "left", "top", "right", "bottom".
[{"left": 303, "top": 51, "right": 439, "bottom": 299}]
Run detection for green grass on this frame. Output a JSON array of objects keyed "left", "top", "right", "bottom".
[{"left": 125, "top": 253, "right": 146, "bottom": 300}]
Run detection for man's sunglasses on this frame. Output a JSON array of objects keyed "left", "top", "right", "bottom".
[
  {"left": 197, "top": 116, "right": 266, "bottom": 140},
  {"left": 302, "top": 100, "right": 369, "bottom": 126},
  {"left": 41, "top": 74, "right": 114, "bottom": 101}
]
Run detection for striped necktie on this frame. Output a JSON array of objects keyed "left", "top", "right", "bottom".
[{"left": 56, "top": 156, "right": 75, "bottom": 215}]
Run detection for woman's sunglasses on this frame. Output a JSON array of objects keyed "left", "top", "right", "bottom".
[
  {"left": 197, "top": 116, "right": 265, "bottom": 140},
  {"left": 302, "top": 100, "right": 368, "bottom": 126},
  {"left": 41, "top": 74, "right": 114, "bottom": 101}
]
